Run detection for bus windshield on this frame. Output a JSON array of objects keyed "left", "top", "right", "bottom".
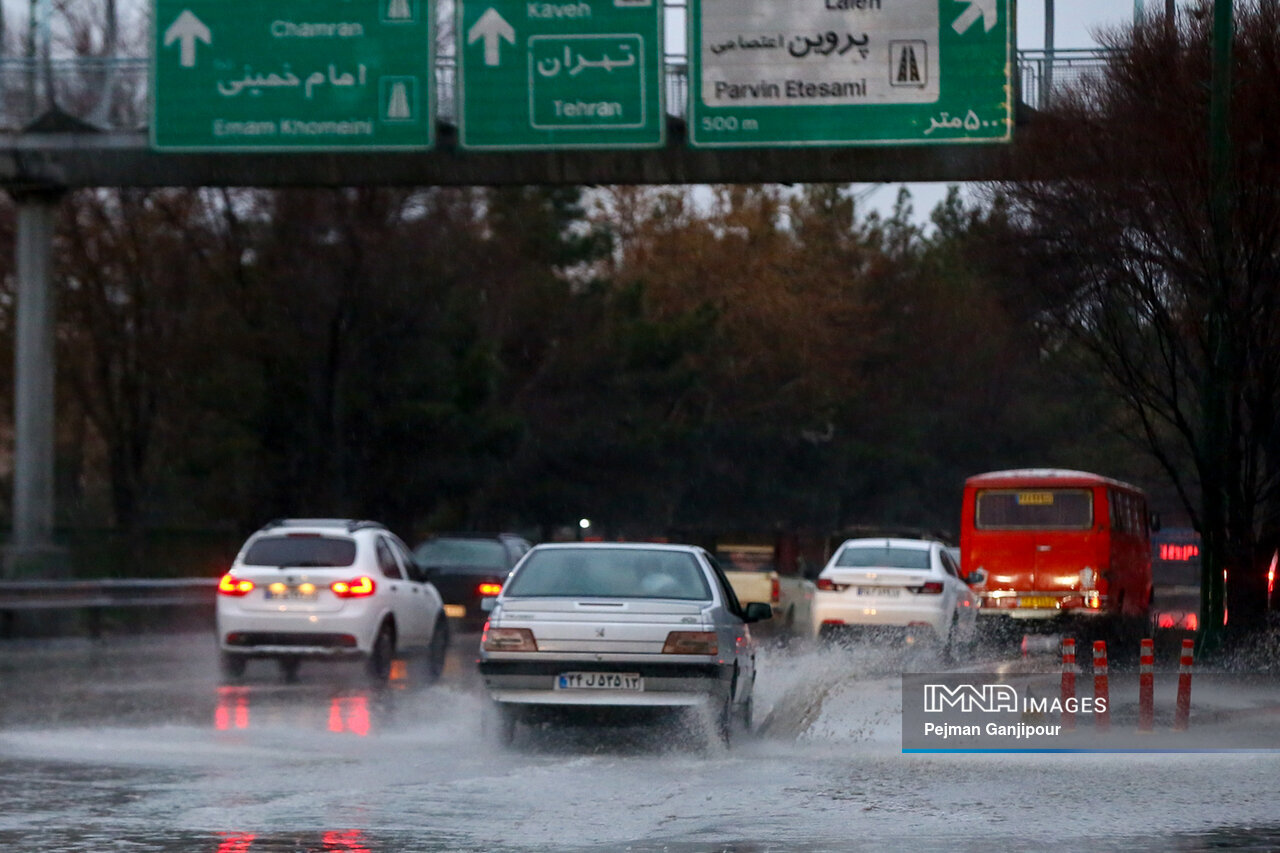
[{"left": 975, "top": 489, "right": 1093, "bottom": 530}]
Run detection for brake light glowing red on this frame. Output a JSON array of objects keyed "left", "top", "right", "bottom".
[
  {"left": 330, "top": 576, "right": 376, "bottom": 598},
  {"left": 218, "top": 574, "right": 254, "bottom": 596},
  {"left": 477, "top": 582, "right": 503, "bottom": 596},
  {"left": 1157, "top": 613, "right": 1175, "bottom": 629},
  {"left": 1185, "top": 613, "right": 1199, "bottom": 631},
  {"left": 770, "top": 577, "right": 780, "bottom": 603},
  {"left": 1159, "top": 543, "right": 1200, "bottom": 561}
]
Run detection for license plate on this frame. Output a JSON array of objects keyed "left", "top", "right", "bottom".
[
  {"left": 443, "top": 604, "right": 466, "bottom": 619},
  {"left": 856, "top": 587, "right": 901, "bottom": 597},
  {"left": 263, "top": 588, "right": 316, "bottom": 601},
  {"left": 1019, "top": 596, "right": 1059, "bottom": 609},
  {"left": 555, "top": 672, "right": 644, "bottom": 691}
]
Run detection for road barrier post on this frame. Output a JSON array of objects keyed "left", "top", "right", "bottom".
[
  {"left": 1174, "top": 638, "right": 1194, "bottom": 731},
  {"left": 1093, "top": 640, "right": 1110, "bottom": 732},
  {"left": 1060, "top": 637, "right": 1077, "bottom": 731},
  {"left": 1138, "top": 638, "right": 1155, "bottom": 732}
]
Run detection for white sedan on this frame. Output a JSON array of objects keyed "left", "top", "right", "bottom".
[{"left": 810, "top": 538, "right": 982, "bottom": 656}]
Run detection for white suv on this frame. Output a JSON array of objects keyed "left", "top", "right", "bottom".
[{"left": 216, "top": 519, "right": 448, "bottom": 683}]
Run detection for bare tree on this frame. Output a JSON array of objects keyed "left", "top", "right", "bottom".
[{"left": 995, "top": 3, "right": 1280, "bottom": 638}]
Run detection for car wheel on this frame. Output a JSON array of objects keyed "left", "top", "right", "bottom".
[
  {"left": 278, "top": 656, "right": 301, "bottom": 683},
  {"left": 367, "top": 622, "right": 396, "bottom": 683},
  {"left": 421, "top": 618, "right": 450, "bottom": 685},
  {"left": 220, "top": 652, "right": 246, "bottom": 681},
  {"left": 739, "top": 693, "right": 754, "bottom": 732}
]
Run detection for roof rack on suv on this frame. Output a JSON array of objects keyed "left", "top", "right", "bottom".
[
  {"left": 259, "top": 518, "right": 388, "bottom": 533},
  {"left": 346, "top": 521, "right": 388, "bottom": 532}
]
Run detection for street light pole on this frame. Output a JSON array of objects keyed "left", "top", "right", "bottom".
[
  {"left": 1041, "top": 0, "right": 1055, "bottom": 110},
  {"left": 1199, "top": 0, "right": 1233, "bottom": 655}
]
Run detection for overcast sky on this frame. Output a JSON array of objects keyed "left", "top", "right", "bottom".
[{"left": 1017, "top": 0, "right": 1143, "bottom": 49}]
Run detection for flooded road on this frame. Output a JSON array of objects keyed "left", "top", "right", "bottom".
[{"left": 3, "top": 631, "right": 1280, "bottom": 852}]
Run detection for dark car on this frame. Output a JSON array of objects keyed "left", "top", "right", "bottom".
[{"left": 413, "top": 533, "right": 531, "bottom": 630}]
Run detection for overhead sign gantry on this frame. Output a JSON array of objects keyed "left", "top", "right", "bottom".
[{"left": 150, "top": 0, "right": 1012, "bottom": 154}]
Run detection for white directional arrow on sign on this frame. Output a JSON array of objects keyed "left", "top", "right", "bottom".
[
  {"left": 952, "top": 0, "right": 998, "bottom": 35},
  {"left": 163, "top": 9, "right": 212, "bottom": 67},
  {"left": 468, "top": 7, "right": 515, "bottom": 67}
]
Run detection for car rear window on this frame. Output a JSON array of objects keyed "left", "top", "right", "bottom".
[
  {"left": 414, "top": 538, "right": 508, "bottom": 570},
  {"left": 976, "top": 489, "right": 1093, "bottom": 530},
  {"left": 834, "top": 545, "right": 931, "bottom": 570},
  {"left": 242, "top": 535, "right": 357, "bottom": 567},
  {"left": 504, "top": 548, "right": 712, "bottom": 600}
]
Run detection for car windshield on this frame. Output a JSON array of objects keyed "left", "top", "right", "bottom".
[
  {"left": 833, "top": 545, "right": 931, "bottom": 570},
  {"left": 414, "top": 538, "right": 507, "bottom": 570},
  {"left": 242, "top": 535, "right": 356, "bottom": 567},
  {"left": 503, "top": 548, "right": 712, "bottom": 600}
]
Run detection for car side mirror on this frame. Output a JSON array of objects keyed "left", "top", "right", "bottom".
[
  {"left": 966, "top": 568, "right": 988, "bottom": 587},
  {"left": 480, "top": 597, "right": 497, "bottom": 612},
  {"left": 743, "top": 602, "right": 773, "bottom": 623},
  {"left": 1149, "top": 512, "right": 1162, "bottom": 533}
]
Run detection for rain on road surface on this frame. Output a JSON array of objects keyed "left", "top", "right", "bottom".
[{"left": 2, "top": 630, "right": 1279, "bottom": 852}]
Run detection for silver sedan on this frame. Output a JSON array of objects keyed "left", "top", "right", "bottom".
[{"left": 477, "top": 542, "right": 771, "bottom": 746}]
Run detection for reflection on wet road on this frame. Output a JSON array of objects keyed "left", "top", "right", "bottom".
[{"left": 3, "top": 632, "right": 1280, "bottom": 852}]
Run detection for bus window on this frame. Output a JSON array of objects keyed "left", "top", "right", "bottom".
[{"left": 975, "top": 489, "right": 1093, "bottom": 530}]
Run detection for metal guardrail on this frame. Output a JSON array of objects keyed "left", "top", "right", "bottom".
[
  {"left": 0, "top": 49, "right": 1112, "bottom": 134},
  {"left": 1018, "top": 48, "right": 1118, "bottom": 109},
  {"left": 0, "top": 578, "right": 217, "bottom": 611}
]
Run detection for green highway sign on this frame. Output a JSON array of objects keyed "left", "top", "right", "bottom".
[
  {"left": 689, "top": 0, "right": 1012, "bottom": 148},
  {"left": 457, "top": 0, "right": 664, "bottom": 150},
  {"left": 151, "top": 0, "right": 432, "bottom": 151}
]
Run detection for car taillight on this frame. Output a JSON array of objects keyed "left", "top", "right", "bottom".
[
  {"left": 217, "top": 574, "right": 254, "bottom": 596},
  {"left": 330, "top": 576, "right": 376, "bottom": 598},
  {"left": 482, "top": 627, "right": 538, "bottom": 652},
  {"left": 770, "top": 577, "right": 780, "bottom": 603},
  {"left": 662, "top": 631, "right": 718, "bottom": 655},
  {"left": 1158, "top": 613, "right": 1175, "bottom": 629},
  {"left": 477, "top": 582, "right": 503, "bottom": 597},
  {"left": 914, "top": 582, "right": 944, "bottom": 595},
  {"left": 816, "top": 578, "right": 845, "bottom": 591}
]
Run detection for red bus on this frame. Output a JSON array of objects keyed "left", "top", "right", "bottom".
[{"left": 960, "top": 469, "right": 1153, "bottom": 628}]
